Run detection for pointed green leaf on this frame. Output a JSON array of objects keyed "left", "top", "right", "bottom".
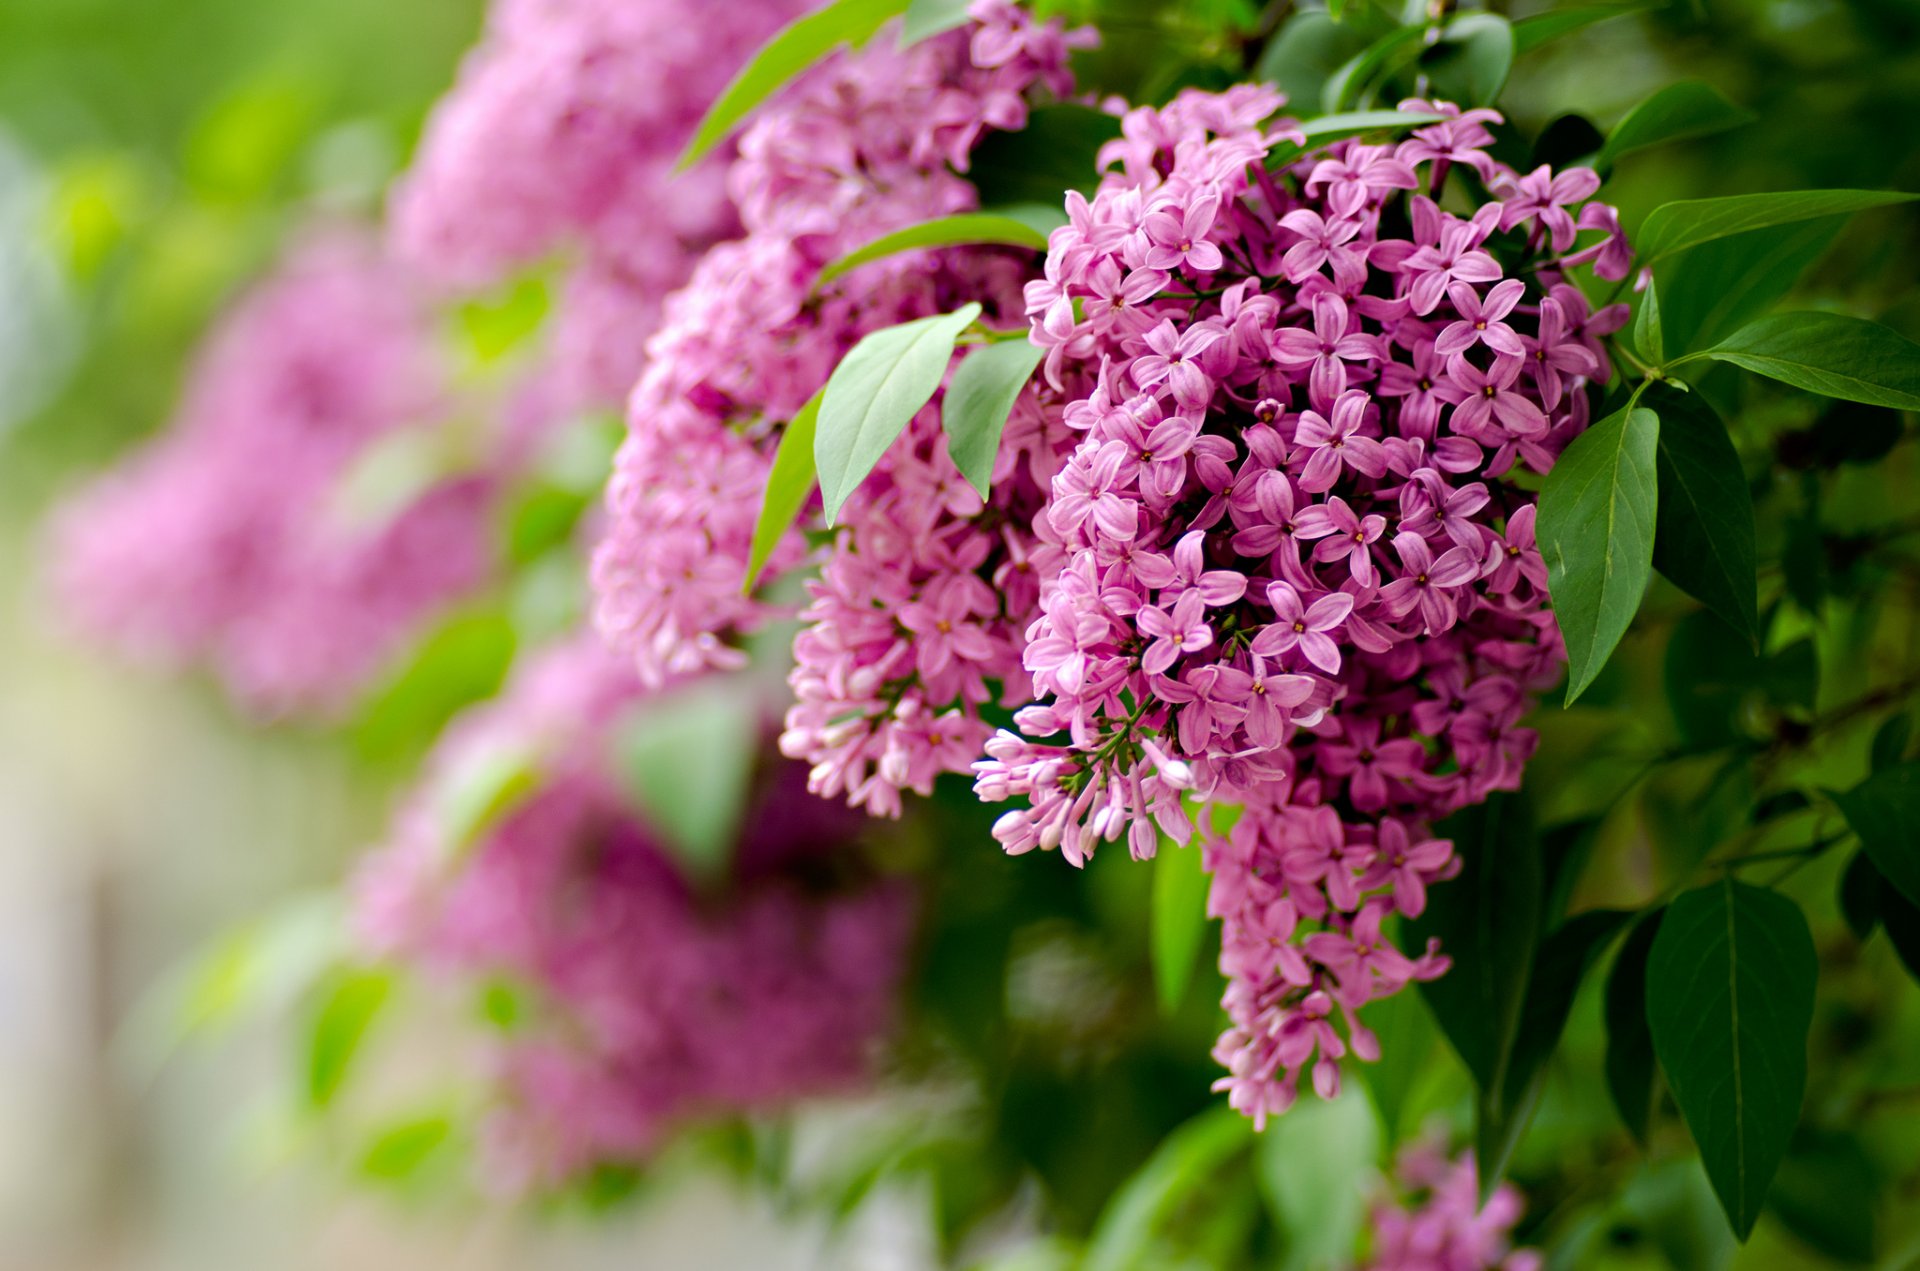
[
  {"left": 1598, "top": 81, "right": 1755, "bottom": 169},
  {"left": 816, "top": 303, "right": 981, "bottom": 522},
  {"left": 1646, "top": 880, "right": 1816, "bottom": 1241},
  {"left": 1512, "top": 2, "right": 1655, "bottom": 53},
  {"left": 1605, "top": 908, "right": 1665, "bottom": 1144},
  {"left": 1700, "top": 311, "right": 1920, "bottom": 410},
  {"left": 1149, "top": 836, "right": 1212, "bottom": 1016},
  {"left": 1870, "top": 713, "right": 1911, "bottom": 772},
  {"left": 1829, "top": 762, "right": 1920, "bottom": 908},
  {"left": 1883, "top": 883, "right": 1920, "bottom": 985},
  {"left": 817, "top": 213, "right": 1050, "bottom": 288},
  {"left": 612, "top": 680, "right": 760, "bottom": 884},
  {"left": 1634, "top": 276, "right": 1665, "bottom": 365},
  {"left": 1649, "top": 388, "right": 1758, "bottom": 647},
  {"left": 744, "top": 391, "right": 822, "bottom": 592},
  {"left": 1419, "top": 14, "right": 1513, "bottom": 109},
  {"left": 676, "top": 0, "right": 909, "bottom": 171},
  {"left": 1635, "top": 189, "right": 1918, "bottom": 263},
  {"left": 1540, "top": 406, "right": 1660, "bottom": 705},
  {"left": 1656, "top": 217, "right": 1844, "bottom": 356},
  {"left": 1266, "top": 109, "right": 1446, "bottom": 168},
  {"left": 941, "top": 338, "right": 1045, "bottom": 497},
  {"left": 1323, "top": 25, "right": 1424, "bottom": 112},
  {"left": 1253, "top": 10, "right": 1375, "bottom": 113},
  {"left": 899, "top": 0, "right": 970, "bottom": 46},
  {"left": 308, "top": 966, "right": 393, "bottom": 1108}
]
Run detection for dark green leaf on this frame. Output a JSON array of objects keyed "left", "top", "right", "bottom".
[
  {"left": 1762, "top": 639, "right": 1818, "bottom": 712},
  {"left": 1405, "top": 793, "right": 1542, "bottom": 1093},
  {"left": 1256, "top": 1087, "right": 1381, "bottom": 1271},
  {"left": 1662, "top": 611, "right": 1763, "bottom": 747},
  {"left": 1323, "top": 25, "right": 1424, "bottom": 112},
  {"left": 1540, "top": 406, "right": 1660, "bottom": 705},
  {"left": 1700, "top": 311, "right": 1920, "bottom": 409},
  {"left": 1656, "top": 217, "right": 1844, "bottom": 355},
  {"left": 1530, "top": 114, "right": 1605, "bottom": 170},
  {"left": 1768, "top": 1130, "right": 1879, "bottom": 1264},
  {"left": 1636, "top": 189, "right": 1918, "bottom": 263},
  {"left": 1356, "top": 985, "right": 1439, "bottom": 1145},
  {"left": 816, "top": 213, "right": 1050, "bottom": 288},
  {"left": 1871, "top": 713, "right": 1912, "bottom": 772},
  {"left": 968, "top": 104, "right": 1121, "bottom": 206},
  {"left": 1512, "top": 2, "right": 1655, "bottom": 53},
  {"left": 1598, "top": 81, "right": 1755, "bottom": 169},
  {"left": 1605, "top": 908, "right": 1665, "bottom": 1144},
  {"left": 744, "top": 390, "right": 822, "bottom": 592},
  {"left": 1418, "top": 14, "right": 1513, "bottom": 109},
  {"left": 1829, "top": 762, "right": 1920, "bottom": 908},
  {"left": 1150, "top": 837, "right": 1211, "bottom": 1016},
  {"left": 1646, "top": 880, "right": 1817, "bottom": 1240},
  {"left": 1838, "top": 850, "right": 1881, "bottom": 943},
  {"left": 308, "top": 967, "right": 393, "bottom": 1108},
  {"left": 612, "top": 680, "right": 761, "bottom": 884},
  {"left": 816, "top": 303, "right": 981, "bottom": 522},
  {"left": 1781, "top": 515, "right": 1829, "bottom": 613},
  {"left": 1883, "top": 884, "right": 1920, "bottom": 983},
  {"left": 899, "top": 0, "right": 970, "bottom": 46},
  {"left": 1267, "top": 109, "right": 1446, "bottom": 169},
  {"left": 677, "top": 0, "right": 908, "bottom": 170},
  {"left": 1634, "top": 276, "right": 1665, "bottom": 365},
  {"left": 942, "top": 338, "right": 1045, "bottom": 497},
  {"left": 1649, "top": 388, "right": 1758, "bottom": 646}
]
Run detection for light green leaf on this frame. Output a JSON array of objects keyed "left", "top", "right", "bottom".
[
  {"left": 817, "top": 213, "right": 1049, "bottom": 288},
  {"left": 1829, "top": 762, "right": 1920, "bottom": 909},
  {"left": 1635, "top": 189, "right": 1919, "bottom": 263},
  {"left": 985, "top": 201, "right": 1072, "bottom": 236},
  {"left": 360, "top": 1113, "right": 455, "bottom": 1182},
  {"left": 1419, "top": 13, "right": 1513, "bottom": 109},
  {"left": 1257, "top": 1085, "right": 1382, "bottom": 1271},
  {"left": 308, "top": 966, "right": 393, "bottom": 1108},
  {"left": 677, "top": 0, "right": 908, "bottom": 170},
  {"left": 1646, "top": 880, "right": 1816, "bottom": 1241},
  {"left": 1634, "top": 275, "right": 1664, "bottom": 365},
  {"left": 899, "top": 0, "right": 970, "bottom": 45},
  {"left": 1268, "top": 108, "right": 1447, "bottom": 169},
  {"left": 1150, "top": 835, "right": 1212, "bottom": 1016},
  {"left": 1512, "top": 1, "right": 1656, "bottom": 53},
  {"left": 816, "top": 303, "right": 981, "bottom": 522},
  {"left": 1698, "top": 311, "right": 1920, "bottom": 409},
  {"left": 1540, "top": 406, "right": 1660, "bottom": 705},
  {"left": 429, "top": 738, "right": 542, "bottom": 856},
  {"left": 1083, "top": 1106, "right": 1252, "bottom": 1271},
  {"left": 1598, "top": 81, "right": 1755, "bottom": 169},
  {"left": 942, "top": 338, "right": 1045, "bottom": 497},
  {"left": 744, "top": 390, "right": 822, "bottom": 592},
  {"left": 1323, "top": 25, "right": 1424, "bottom": 112},
  {"left": 612, "top": 680, "right": 761, "bottom": 884},
  {"left": 1253, "top": 10, "right": 1375, "bottom": 112},
  {"left": 1648, "top": 388, "right": 1758, "bottom": 647}
]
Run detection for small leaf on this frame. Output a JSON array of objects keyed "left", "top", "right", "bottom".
[
  {"left": 1634, "top": 276, "right": 1665, "bottom": 365},
  {"left": 942, "top": 338, "right": 1045, "bottom": 497},
  {"left": 1605, "top": 908, "right": 1665, "bottom": 1145},
  {"left": 1598, "top": 81, "right": 1755, "bottom": 169},
  {"left": 1700, "top": 311, "right": 1920, "bottom": 410},
  {"left": 1267, "top": 109, "right": 1446, "bottom": 168},
  {"left": 899, "top": 0, "right": 970, "bottom": 46},
  {"left": 1657, "top": 217, "right": 1845, "bottom": 355},
  {"left": 1540, "top": 406, "right": 1660, "bottom": 705},
  {"left": 677, "top": 0, "right": 909, "bottom": 170},
  {"left": 1649, "top": 387, "right": 1758, "bottom": 647},
  {"left": 1419, "top": 14, "right": 1514, "bottom": 109},
  {"left": 968, "top": 103, "right": 1121, "bottom": 206},
  {"left": 1838, "top": 850, "right": 1881, "bottom": 943},
  {"left": 743, "top": 390, "right": 822, "bottom": 592},
  {"left": 1635, "top": 189, "right": 1919, "bottom": 263},
  {"left": 1512, "top": 2, "right": 1655, "bottom": 53},
  {"left": 308, "top": 966, "right": 393, "bottom": 1108},
  {"left": 1150, "top": 835, "right": 1211, "bottom": 1016},
  {"left": 360, "top": 1114, "right": 455, "bottom": 1182},
  {"left": 1646, "top": 879, "right": 1817, "bottom": 1240},
  {"left": 1870, "top": 713, "right": 1911, "bottom": 772},
  {"left": 612, "top": 680, "right": 761, "bottom": 884},
  {"left": 1257, "top": 1085, "right": 1382, "bottom": 1271},
  {"left": 1829, "top": 762, "right": 1920, "bottom": 908},
  {"left": 815, "top": 303, "right": 981, "bottom": 522},
  {"left": 816, "top": 213, "right": 1050, "bottom": 288}
]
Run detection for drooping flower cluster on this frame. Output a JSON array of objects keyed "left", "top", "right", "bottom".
[
  {"left": 1361, "top": 1143, "right": 1541, "bottom": 1271},
  {"left": 967, "top": 89, "right": 1631, "bottom": 1123},
  {"left": 354, "top": 636, "right": 913, "bottom": 1190},
  {"left": 590, "top": 1, "right": 1091, "bottom": 818},
  {"left": 48, "top": 232, "right": 498, "bottom": 717},
  {"left": 390, "top": 0, "right": 808, "bottom": 413}
]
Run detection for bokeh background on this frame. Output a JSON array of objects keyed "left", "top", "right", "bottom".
[{"left": 3, "top": 0, "right": 1919, "bottom": 1267}]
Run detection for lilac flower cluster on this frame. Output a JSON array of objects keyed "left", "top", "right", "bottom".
[
  {"left": 49, "top": 232, "right": 497, "bottom": 717},
  {"left": 969, "top": 90, "right": 1631, "bottom": 1123},
  {"left": 355, "top": 637, "right": 913, "bottom": 1190},
  {"left": 1362, "top": 1142, "right": 1541, "bottom": 1271},
  {"left": 390, "top": 0, "right": 806, "bottom": 413}
]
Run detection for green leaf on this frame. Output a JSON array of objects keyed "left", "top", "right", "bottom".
[
  {"left": 1256, "top": 1085, "right": 1381, "bottom": 1271},
  {"left": 816, "top": 213, "right": 1050, "bottom": 288},
  {"left": 968, "top": 103, "right": 1121, "bottom": 206},
  {"left": 428, "top": 738, "right": 542, "bottom": 855},
  {"left": 1646, "top": 879, "right": 1817, "bottom": 1240},
  {"left": 1648, "top": 388, "right": 1758, "bottom": 647},
  {"left": 360, "top": 1114, "right": 455, "bottom": 1183},
  {"left": 1149, "top": 835, "right": 1211, "bottom": 1016},
  {"left": 1605, "top": 908, "right": 1665, "bottom": 1145},
  {"left": 1512, "top": 2, "right": 1655, "bottom": 54},
  {"left": 1870, "top": 713, "right": 1911, "bottom": 772},
  {"left": 612, "top": 680, "right": 761, "bottom": 884},
  {"left": 942, "top": 338, "right": 1045, "bottom": 497},
  {"left": 1597, "top": 81, "right": 1755, "bottom": 169},
  {"left": 1323, "top": 25, "right": 1424, "bottom": 112},
  {"left": 1540, "top": 406, "right": 1660, "bottom": 706},
  {"left": 308, "top": 966, "right": 393, "bottom": 1108},
  {"left": 1082, "top": 1106, "right": 1252, "bottom": 1271},
  {"left": 1266, "top": 109, "right": 1446, "bottom": 168},
  {"left": 899, "top": 0, "right": 970, "bottom": 45},
  {"left": 1356, "top": 985, "right": 1439, "bottom": 1145},
  {"left": 1768, "top": 1129, "right": 1880, "bottom": 1264},
  {"left": 1418, "top": 14, "right": 1513, "bottom": 109},
  {"left": 816, "top": 303, "right": 980, "bottom": 522},
  {"left": 1829, "top": 762, "right": 1920, "bottom": 908},
  {"left": 1656, "top": 217, "right": 1844, "bottom": 359},
  {"left": 1882, "top": 882, "right": 1920, "bottom": 984},
  {"left": 1838, "top": 850, "right": 1881, "bottom": 943},
  {"left": 985, "top": 201, "right": 1072, "bottom": 236},
  {"left": 1253, "top": 10, "right": 1374, "bottom": 113},
  {"left": 744, "top": 390, "right": 822, "bottom": 592},
  {"left": 1634, "top": 276, "right": 1664, "bottom": 365},
  {"left": 1635, "top": 189, "right": 1919, "bottom": 263},
  {"left": 1405, "top": 793, "right": 1542, "bottom": 1094},
  {"left": 676, "top": 0, "right": 909, "bottom": 170},
  {"left": 1699, "top": 311, "right": 1920, "bottom": 410}
]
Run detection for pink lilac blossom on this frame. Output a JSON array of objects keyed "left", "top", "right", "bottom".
[
  {"left": 355, "top": 637, "right": 913, "bottom": 1190},
  {"left": 589, "top": 2, "right": 1092, "bottom": 816},
  {"left": 966, "top": 89, "right": 1631, "bottom": 1124},
  {"left": 47, "top": 231, "right": 496, "bottom": 718},
  {"left": 1360, "top": 1142, "right": 1541, "bottom": 1271},
  {"left": 390, "top": 0, "right": 807, "bottom": 411}
]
